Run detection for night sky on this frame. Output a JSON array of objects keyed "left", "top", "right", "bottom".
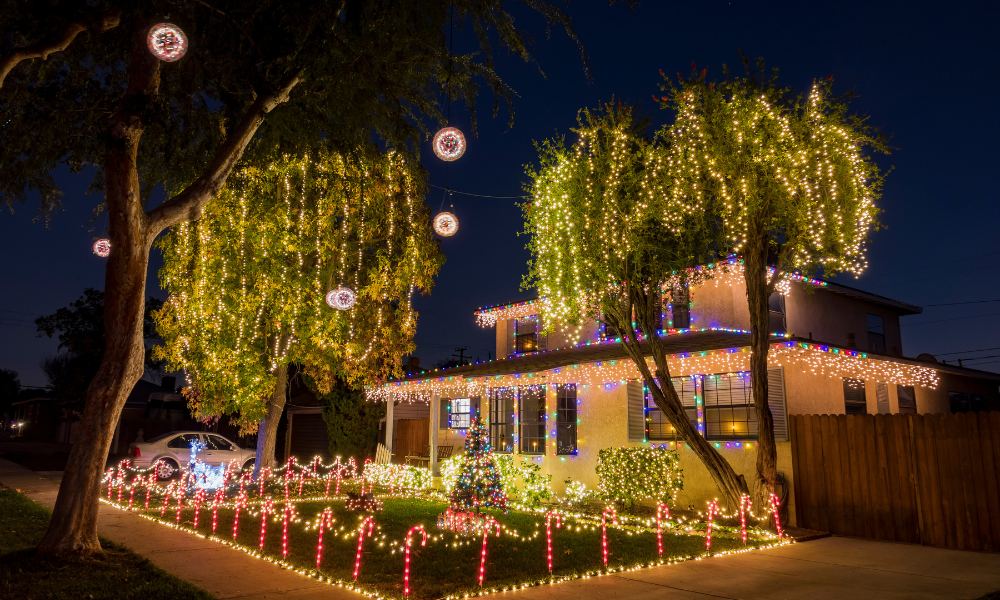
[{"left": 3, "top": 1, "right": 999, "bottom": 388}]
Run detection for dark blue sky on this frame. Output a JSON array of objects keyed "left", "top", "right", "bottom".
[{"left": 3, "top": 1, "right": 999, "bottom": 387}]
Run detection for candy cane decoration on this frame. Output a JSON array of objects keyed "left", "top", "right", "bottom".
[
  {"left": 144, "top": 474, "right": 155, "bottom": 511},
  {"left": 127, "top": 478, "right": 137, "bottom": 511},
  {"left": 738, "top": 494, "right": 751, "bottom": 545},
  {"left": 297, "top": 471, "right": 305, "bottom": 496},
  {"left": 353, "top": 515, "right": 375, "bottom": 580},
  {"left": 160, "top": 482, "right": 174, "bottom": 517},
  {"left": 601, "top": 508, "right": 619, "bottom": 567},
  {"left": 192, "top": 488, "right": 207, "bottom": 528},
  {"left": 281, "top": 502, "right": 294, "bottom": 558},
  {"left": 258, "top": 467, "right": 270, "bottom": 497},
  {"left": 545, "top": 510, "right": 563, "bottom": 574},
  {"left": 107, "top": 468, "right": 116, "bottom": 499},
  {"left": 705, "top": 499, "right": 720, "bottom": 553},
  {"left": 478, "top": 517, "right": 501, "bottom": 586},
  {"left": 175, "top": 483, "right": 187, "bottom": 524},
  {"left": 211, "top": 488, "right": 224, "bottom": 535},
  {"left": 347, "top": 457, "right": 357, "bottom": 478},
  {"left": 324, "top": 472, "right": 333, "bottom": 499},
  {"left": 403, "top": 525, "right": 427, "bottom": 597},
  {"left": 232, "top": 491, "right": 247, "bottom": 540},
  {"left": 770, "top": 492, "right": 784, "bottom": 538},
  {"left": 314, "top": 507, "right": 335, "bottom": 569},
  {"left": 655, "top": 502, "right": 670, "bottom": 557},
  {"left": 259, "top": 497, "right": 275, "bottom": 551}
]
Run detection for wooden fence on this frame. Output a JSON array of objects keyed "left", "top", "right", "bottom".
[{"left": 790, "top": 412, "right": 1000, "bottom": 551}]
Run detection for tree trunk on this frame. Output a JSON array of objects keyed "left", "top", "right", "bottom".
[
  {"left": 613, "top": 299, "right": 749, "bottom": 508},
  {"left": 255, "top": 364, "right": 289, "bottom": 471},
  {"left": 744, "top": 242, "right": 779, "bottom": 506},
  {"left": 37, "top": 25, "right": 159, "bottom": 556}
]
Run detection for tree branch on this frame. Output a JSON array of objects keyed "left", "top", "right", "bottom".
[
  {"left": 0, "top": 10, "right": 120, "bottom": 90},
  {"left": 145, "top": 70, "right": 304, "bottom": 238}
]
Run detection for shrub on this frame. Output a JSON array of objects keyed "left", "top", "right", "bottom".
[
  {"left": 596, "top": 446, "right": 683, "bottom": 510},
  {"left": 362, "top": 463, "right": 432, "bottom": 491},
  {"left": 495, "top": 455, "right": 553, "bottom": 507},
  {"left": 562, "top": 479, "right": 592, "bottom": 507}
]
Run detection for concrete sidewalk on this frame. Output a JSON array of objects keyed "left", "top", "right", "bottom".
[
  {"left": 0, "top": 458, "right": 357, "bottom": 600},
  {"left": 3, "top": 458, "right": 999, "bottom": 600}
]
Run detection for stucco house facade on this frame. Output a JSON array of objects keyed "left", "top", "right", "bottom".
[{"left": 369, "top": 261, "right": 1000, "bottom": 521}]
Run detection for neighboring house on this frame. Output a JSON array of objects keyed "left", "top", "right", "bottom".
[{"left": 371, "top": 261, "right": 1000, "bottom": 519}]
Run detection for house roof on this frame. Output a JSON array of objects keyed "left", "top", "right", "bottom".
[
  {"left": 393, "top": 330, "right": 1000, "bottom": 384},
  {"left": 819, "top": 280, "right": 922, "bottom": 315}
]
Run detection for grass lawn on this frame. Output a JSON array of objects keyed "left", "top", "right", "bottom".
[
  {"left": 121, "top": 482, "right": 778, "bottom": 600},
  {"left": 0, "top": 487, "right": 212, "bottom": 600}
]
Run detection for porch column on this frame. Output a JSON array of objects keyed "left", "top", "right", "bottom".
[
  {"left": 384, "top": 399, "right": 395, "bottom": 460},
  {"left": 429, "top": 391, "right": 441, "bottom": 477}
]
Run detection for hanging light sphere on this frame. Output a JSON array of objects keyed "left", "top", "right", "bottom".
[
  {"left": 92, "top": 238, "right": 112, "bottom": 258},
  {"left": 432, "top": 211, "right": 459, "bottom": 237},
  {"left": 432, "top": 126, "right": 466, "bottom": 162},
  {"left": 147, "top": 23, "right": 188, "bottom": 62},
  {"left": 325, "top": 287, "right": 357, "bottom": 310}
]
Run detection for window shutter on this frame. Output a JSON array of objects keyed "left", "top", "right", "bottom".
[
  {"left": 766, "top": 367, "right": 788, "bottom": 441},
  {"left": 440, "top": 399, "right": 451, "bottom": 428},
  {"left": 627, "top": 380, "right": 645, "bottom": 442},
  {"left": 876, "top": 383, "right": 889, "bottom": 414}
]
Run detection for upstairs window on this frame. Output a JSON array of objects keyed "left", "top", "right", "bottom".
[
  {"left": 670, "top": 284, "right": 691, "bottom": 329},
  {"left": 843, "top": 378, "right": 867, "bottom": 415},
  {"left": 867, "top": 314, "right": 886, "bottom": 354},
  {"left": 514, "top": 317, "right": 540, "bottom": 354},
  {"left": 768, "top": 293, "right": 786, "bottom": 333},
  {"left": 897, "top": 385, "right": 917, "bottom": 415}
]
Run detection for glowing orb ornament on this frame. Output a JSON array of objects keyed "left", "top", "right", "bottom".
[
  {"left": 92, "top": 238, "right": 111, "bottom": 258},
  {"left": 147, "top": 23, "right": 188, "bottom": 62},
  {"left": 325, "top": 286, "right": 357, "bottom": 310},
  {"left": 432, "top": 211, "right": 459, "bottom": 237},
  {"left": 432, "top": 126, "right": 466, "bottom": 161}
]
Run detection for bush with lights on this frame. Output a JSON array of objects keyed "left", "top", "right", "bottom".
[
  {"left": 495, "top": 454, "right": 553, "bottom": 507},
  {"left": 596, "top": 446, "right": 683, "bottom": 511}
]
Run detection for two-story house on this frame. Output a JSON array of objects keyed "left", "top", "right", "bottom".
[{"left": 369, "top": 260, "right": 1000, "bottom": 516}]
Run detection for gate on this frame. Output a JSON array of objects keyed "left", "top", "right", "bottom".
[{"left": 790, "top": 412, "right": 1000, "bottom": 551}]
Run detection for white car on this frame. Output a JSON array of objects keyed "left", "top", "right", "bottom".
[{"left": 128, "top": 431, "right": 255, "bottom": 479}]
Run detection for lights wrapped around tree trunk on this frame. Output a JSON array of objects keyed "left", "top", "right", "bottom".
[
  {"left": 325, "top": 286, "right": 357, "bottom": 310},
  {"left": 147, "top": 23, "right": 188, "bottom": 62},
  {"left": 432, "top": 211, "right": 459, "bottom": 237},
  {"left": 92, "top": 238, "right": 111, "bottom": 257},
  {"left": 432, "top": 126, "right": 466, "bottom": 161}
]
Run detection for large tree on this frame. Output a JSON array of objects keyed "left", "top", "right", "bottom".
[
  {"left": 0, "top": 0, "right": 586, "bottom": 554},
  {"left": 523, "top": 104, "right": 749, "bottom": 506},
  {"left": 661, "top": 64, "right": 883, "bottom": 500},
  {"left": 155, "top": 149, "right": 440, "bottom": 468},
  {"left": 36, "top": 289, "right": 163, "bottom": 412}
]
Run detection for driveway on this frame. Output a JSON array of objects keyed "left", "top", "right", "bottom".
[{"left": 481, "top": 535, "right": 1000, "bottom": 600}]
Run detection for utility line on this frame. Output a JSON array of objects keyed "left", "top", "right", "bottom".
[
  {"left": 936, "top": 346, "right": 1000, "bottom": 356},
  {"left": 904, "top": 312, "right": 1000, "bottom": 327},
  {"left": 429, "top": 184, "right": 527, "bottom": 200}
]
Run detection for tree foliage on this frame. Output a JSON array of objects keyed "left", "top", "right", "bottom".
[
  {"left": 659, "top": 64, "right": 884, "bottom": 496},
  {"left": 154, "top": 149, "right": 441, "bottom": 432},
  {"left": 523, "top": 104, "right": 749, "bottom": 505},
  {"left": 321, "top": 378, "right": 384, "bottom": 460},
  {"left": 36, "top": 289, "right": 163, "bottom": 405}
]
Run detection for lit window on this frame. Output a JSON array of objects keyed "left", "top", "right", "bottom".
[
  {"left": 514, "top": 317, "right": 540, "bottom": 354},
  {"left": 518, "top": 386, "right": 545, "bottom": 455},
  {"left": 645, "top": 378, "right": 697, "bottom": 440},
  {"left": 703, "top": 373, "right": 757, "bottom": 440},
  {"left": 450, "top": 398, "right": 471, "bottom": 429},
  {"left": 488, "top": 389, "right": 514, "bottom": 453},
  {"left": 556, "top": 385, "right": 577, "bottom": 455}
]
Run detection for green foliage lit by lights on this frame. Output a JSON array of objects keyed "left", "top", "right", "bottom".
[
  {"left": 154, "top": 149, "right": 441, "bottom": 432},
  {"left": 596, "top": 446, "right": 683, "bottom": 510}
]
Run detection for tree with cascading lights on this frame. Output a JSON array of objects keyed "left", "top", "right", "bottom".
[
  {"left": 0, "top": 0, "right": 588, "bottom": 554},
  {"left": 155, "top": 149, "right": 440, "bottom": 470},
  {"left": 450, "top": 417, "right": 508, "bottom": 512},
  {"left": 659, "top": 62, "right": 884, "bottom": 504},
  {"left": 523, "top": 103, "right": 750, "bottom": 506}
]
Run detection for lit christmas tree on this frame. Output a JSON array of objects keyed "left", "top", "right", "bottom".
[{"left": 450, "top": 417, "right": 508, "bottom": 512}]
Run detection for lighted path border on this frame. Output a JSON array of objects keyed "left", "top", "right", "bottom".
[{"left": 99, "top": 497, "right": 790, "bottom": 600}]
